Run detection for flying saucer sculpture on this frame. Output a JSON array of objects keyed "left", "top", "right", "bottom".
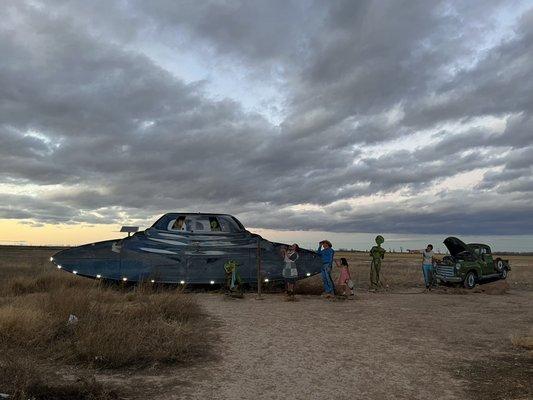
[{"left": 51, "top": 213, "right": 323, "bottom": 284}]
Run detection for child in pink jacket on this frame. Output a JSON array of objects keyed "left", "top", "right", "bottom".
[{"left": 335, "top": 257, "right": 355, "bottom": 298}]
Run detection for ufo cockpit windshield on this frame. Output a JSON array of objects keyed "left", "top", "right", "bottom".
[{"left": 152, "top": 213, "right": 245, "bottom": 233}]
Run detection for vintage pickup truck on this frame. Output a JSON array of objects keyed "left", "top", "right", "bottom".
[{"left": 435, "top": 237, "right": 510, "bottom": 289}]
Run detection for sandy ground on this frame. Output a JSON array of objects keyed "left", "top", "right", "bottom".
[{"left": 121, "top": 289, "right": 532, "bottom": 400}]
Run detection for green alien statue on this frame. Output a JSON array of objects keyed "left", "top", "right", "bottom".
[
  {"left": 369, "top": 235, "right": 386, "bottom": 290},
  {"left": 224, "top": 260, "right": 243, "bottom": 296}
]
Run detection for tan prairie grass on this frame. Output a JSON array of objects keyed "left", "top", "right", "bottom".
[
  {"left": 0, "top": 246, "right": 64, "bottom": 279},
  {"left": 0, "top": 246, "right": 213, "bottom": 398},
  {"left": 1, "top": 270, "right": 90, "bottom": 297},
  {"left": 512, "top": 335, "right": 533, "bottom": 350},
  {"left": 0, "top": 305, "right": 50, "bottom": 346},
  {"left": 339, "top": 251, "right": 423, "bottom": 289},
  {"left": 297, "top": 251, "right": 424, "bottom": 294},
  {"left": 0, "top": 280, "right": 210, "bottom": 369},
  {"left": 511, "top": 330, "right": 533, "bottom": 355},
  {"left": 499, "top": 254, "right": 533, "bottom": 289}
]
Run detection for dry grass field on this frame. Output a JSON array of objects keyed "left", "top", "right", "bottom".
[
  {"left": 0, "top": 246, "right": 531, "bottom": 399},
  {"left": 0, "top": 246, "right": 213, "bottom": 399}
]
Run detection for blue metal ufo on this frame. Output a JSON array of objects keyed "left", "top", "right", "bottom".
[{"left": 51, "top": 213, "right": 323, "bottom": 284}]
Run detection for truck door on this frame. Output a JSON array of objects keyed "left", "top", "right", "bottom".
[
  {"left": 471, "top": 245, "right": 487, "bottom": 277},
  {"left": 481, "top": 247, "right": 496, "bottom": 275}
]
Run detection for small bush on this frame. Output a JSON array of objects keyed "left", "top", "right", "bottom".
[{"left": 512, "top": 334, "right": 533, "bottom": 352}]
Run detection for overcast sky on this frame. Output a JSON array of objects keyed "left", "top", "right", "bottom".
[{"left": 1, "top": 0, "right": 533, "bottom": 239}]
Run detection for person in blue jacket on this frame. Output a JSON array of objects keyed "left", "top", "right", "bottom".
[{"left": 317, "top": 240, "right": 335, "bottom": 298}]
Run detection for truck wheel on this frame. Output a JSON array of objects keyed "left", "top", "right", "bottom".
[
  {"left": 495, "top": 259, "right": 504, "bottom": 272},
  {"left": 500, "top": 268, "right": 508, "bottom": 280},
  {"left": 464, "top": 271, "right": 476, "bottom": 289}
]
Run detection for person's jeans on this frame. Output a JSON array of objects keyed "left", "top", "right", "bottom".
[
  {"left": 422, "top": 264, "right": 433, "bottom": 288},
  {"left": 321, "top": 264, "right": 334, "bottom": 294}
]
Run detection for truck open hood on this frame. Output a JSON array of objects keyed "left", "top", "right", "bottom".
[{"left": 443, "top": 237, "right": 471, "bottom": 258}]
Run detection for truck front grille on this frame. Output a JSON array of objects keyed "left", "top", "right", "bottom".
[{"left": 436, "top": 265, "right": 455, "bottom": 277}]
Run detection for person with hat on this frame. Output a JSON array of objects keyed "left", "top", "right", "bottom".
[{"left": 317, "top": 240, "right": 335, "bottom": 298}]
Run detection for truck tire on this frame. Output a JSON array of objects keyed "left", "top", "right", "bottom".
[
  {"left": 495, "top": 259, "right": 504, "bottom": 272},
  {"left": 500, "top": 268, "right": 508, "bottom": 279},
  {"left": 464, "top": 271, "right": 476, "bottom": 289}
]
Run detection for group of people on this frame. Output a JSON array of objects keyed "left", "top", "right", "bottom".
[
  {"left": 279, "top": 240, "right": 355, "bottom": 300},
  {"left": 281, "top": 236, "right": 438, "bottom": 299},
  {"left": 223, "top": 235, "right": 437, "bottom": 298},
  {"left": 315, "top": 240, "right": 355, "bottom": 299}
]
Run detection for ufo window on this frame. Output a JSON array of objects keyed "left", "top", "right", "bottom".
[
  {"left": 168, "top": 216, "right": 190, "bottom": 231},
  {"left": 165, "top": 215, "right": 243, "bottom": 233},
  {"left": 190, "top": 216, "right": 233, "bottom": 233},
  {"left": 216, "top": 216, "right": 242, "bottom": 233},
  {"left": 209, "top": 217, "right": 222, "bottom": 232},
  {"left": 194, "top": 220, "right": 206, "bottom": 230},
  {"left": 189, "top": 217, "right": 211, "bottom": 232}
]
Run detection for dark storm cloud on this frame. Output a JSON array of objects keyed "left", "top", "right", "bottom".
[
  {"left": 492, "top": 114, "right": 533, "bottom": 148},
  {"left": 477, "top": 145, "right": 533, "bottom": 195},
  {"left": 0, "top": 194, "right": 77, "bottom": 223},
  {"left": 134, "top": 0, "right": 316, "bottom": 64},
  {"left": 237, "top": 190, "right": 533, "bottom": 235},
  {"left": 0, "top": 11, "right": 201, "bottom": 141},
  {"left": 0, "top": 127, "right": 50, "bottom": 158},
  {"left": 403, "top": 9, "right": 533, "bottom": 129},
  {"left": 1, "top": 0, "right": 533, "bottom": 234},
  {"left": 283, "top": 0, "right": 485, "bottom": 136},
  {"left": 0, "top": 127, "right": 69, "bottom": 184}
]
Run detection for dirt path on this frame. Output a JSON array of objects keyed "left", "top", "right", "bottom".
[{"left": 151, "top": 290, "right": 531, "bottom": 400}]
